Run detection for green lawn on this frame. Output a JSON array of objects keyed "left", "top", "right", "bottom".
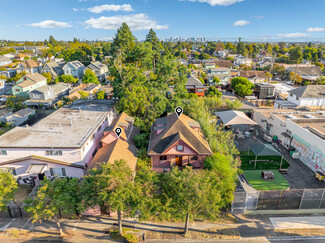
[
  {"left": 240, "top": 151, "right": 290, "bottom": 170},
  {"left": 243, "top": 170, "right": 290, "bottom": 191}
]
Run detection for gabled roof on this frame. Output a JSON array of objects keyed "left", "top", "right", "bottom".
[
  {"left": 103, "top": 112, "right": 134, "bottom": 141},
  {"left": 291, "top": 66, "right": 323, "bottom": 76},
  {"left": 0, "top": 155, "right": 84, "bottom": 168},
  {"left": 185, "top": 76, "right": 204, "bottom": 89},
  {"left": 288, "top": 85, "right": 325, "bottom": 98},
  {"left": 12, "top": 108, "right": 34, "bottom": 118},
  {"left": 216, "top": 110, "right": 257, "bottom": 126},
  {"left": 63, "top": 60, "right": 84, "bottom": 70},
  {"left": 42, "top": 62, "right": 64, "bottom": 76},
  {"left": 25, "top": 73, "right": 47, "bottom": 83},
  {"left": 214, "top": 60, "right": 233, "bottom": 67},
  {"left": 30, "top": 83, "right": 69, "bottom": 95},
  {"left": 21, "top": 59, "right": 39, "bottom": 69},
  {"left": 148, "top": 113, "right": 212, "bottom": 156},
  {"left": 0, "top": 56, "right": 12, "bottom": 63},
  {"left": 240, "top": 71, "right": 266, "bottom": 79},
  {"left": 86, "top": 61, "right": 107, "bottom": 71}
]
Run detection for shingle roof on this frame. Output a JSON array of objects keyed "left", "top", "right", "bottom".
[
  {"left": 86, "top": 61, "right": 107, "bottom": 71},
  {"left": 25, "top": 73, "right": 47, "bottom": 83},
  {"left": 0, "top": 109, "right": 12, "bottom": 117},
  {"left": 291, "top": 66, "right": 323, "bottom": 76},
  {"left": 288, "top": 85, "right": 325, "bottom": 98},
  {"left": 21, "top": 59, "right": 39, "bottom": 69},
  {"left": 0, "top": 56, "right": 12, "bottom": 63},
  {"left": 12, "top": 108, "right": 34, "bottom": 118},
  {"left": 240, "top": 71, "right": 266, "bottom": 79},
  {"left": 148, "top": 113, "right": 212, "bottom": 156},
  {"left": 103, "top": 112, "right": 134, "bottom": 141},
  {"left": 31, "top": 83, "right": 68, "bottom": 95},
  {"left": 64, "top": 61, "right": 84, "bottom": 70},
  {"left": 185, "top": 76, "right": 204, "bottom": 89},
  {"left": 215, "top": 60, "right": 233, "bottom": 67}
]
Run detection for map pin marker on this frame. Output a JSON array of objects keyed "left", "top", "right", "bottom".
[
  {"left": 175, "top": 106, "right": 183, "bottom": 118},
  {"left": 114, "top": 127, "right": 122, "bottom": 138}
]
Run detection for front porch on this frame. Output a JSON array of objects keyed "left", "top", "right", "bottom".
[{"left": 152, "top": 155, "right": 205, "bottom": 173}]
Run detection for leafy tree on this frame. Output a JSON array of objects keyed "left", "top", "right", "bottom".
[
  {"left": 213, "top": 76, "right": 220, "bottom": 84},
  {"left": 82, "top": 69, "right": 99, "bottom": 84},
  {"left": 160, "top": 167, "right": 226, "bottom": 234},
  {"left": 237, "top": 41, "right": 246, "bottom": 56},
  {"left": 207, "top": 86, "right": 221, "bottom": 97},
  {"left": 81, "top": 160, "right": 138, "bottom": 234},
  {"left": 231, "top": 77, "right": 254, "bottom": 97},
  {"left": 78, "top": 90, "right": 89, "bottom": 99},
  {"left": 6, "top": 96, "right": 27, "bottom": 112},
  {"left": 111, "top": 23, "right": 136, "bottom": 58},
  {"left": 289, "top": 46, "right": 303, "bottom": 63},
  {"left": 49, "top": 35, "right": 58, "bottom": 46},
  {"left": 56, "top": 74, "right": 78, "bottom": 84},
  {"left": 24, "top": 177, "right": 82, "bottom": 236},
  {"left": 42, "top": 72, "right": 52, "bottom": 84},
  {"left": 198, "top": 77, "right": 204, "bottom": 84},
  {"left": 289, "top": 72, "right": 302, "bottom": 84},
  {"left": 96, "top": 90, "right": 106, "bottom": 99},
  {"left": 0, "top": 169, "right": 18, "bottom": 211}
]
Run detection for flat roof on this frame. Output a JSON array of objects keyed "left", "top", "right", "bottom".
[
  {"left": 0, "top": 100, "right": 115, "bottom": 148},
  {"left": 273, "top": 112, "right": 325, "bottom": 122}
]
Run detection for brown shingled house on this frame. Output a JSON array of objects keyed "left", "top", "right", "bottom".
[
  {"left": 88, "top": 112, "right": 139, "bottom": 172},
  {"left": 148, "top": 113, "right": 212, "bottom": 173},
  {"left": 239, "top": 70, "right": 267, "bottom": 83}
]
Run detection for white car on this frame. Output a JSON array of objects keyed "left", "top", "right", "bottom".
[{"left": 286, "top": 81, "right": 294, "bottom": 85}]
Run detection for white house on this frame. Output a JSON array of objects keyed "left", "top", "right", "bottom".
[
  {"left": 0, "top": 109, "right": 13, "bottom": 123},
  {"left": 0, "top": 56, "right": 12, "bottom": 67},
  {"left": 84, "top": 61, "right": 108, "bottom": 82},
  {"left": 287, "top": 85, "right": 325, "bottom": 107},
  {"left": 62, "top": 61, "right": 85, "bottom": 80},
  {"left": 234, "top": 56, "right": 252, "bottom": 66},
  {"left": 5, "top": 108, "right": 35, "bottom": 126},
  {"left": 0, "top": 100, "right": 116, "bottom": 181}
]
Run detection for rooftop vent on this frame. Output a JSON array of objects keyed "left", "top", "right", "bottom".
[
  {"left": 304, "top": 114, "right": 315, "bottom": 119},
  {"left": 286, "top": 114, "right": 297, "bottom": 119}
]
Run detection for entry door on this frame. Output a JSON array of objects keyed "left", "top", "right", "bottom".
[{"left": 175, "top": 156, "right": 183, "bottom": 167}]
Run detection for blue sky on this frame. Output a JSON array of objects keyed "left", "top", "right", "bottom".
[{"left": 1, "top": 0, "right": 325, "bottom": 42}]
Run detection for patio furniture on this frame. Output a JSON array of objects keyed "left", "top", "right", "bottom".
[
  {"left": 316, "top": 171, "right": 325, "bottom": 181},
  {"left": 261, "top": 171, "right": 274, "bottom": 180}
]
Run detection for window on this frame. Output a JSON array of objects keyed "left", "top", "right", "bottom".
[
  {"left": 190, "top": 156, "right": 198, "bottom": 161},
  {"left": 49, "top": 168, "right": 66, "bottom": 177},
  {"left": 46, "top": 150, "right": 63, "bottom": 156},
  {"left": 296, "top": 96, "right": 299, "bottom": 101},
  {"left": 34, "top": 94, "right": 41, "bottom": 98},
  {"left": 97, "top": 125, "right": 101, "bottom": 132},
  {"left": 15, "top": 89, "right": 20, "bottom": 92},
  {"left": 91, "top": 134, "right": 95, "bottom": 141},
  {"left": 176, "top": 145, "right": 184, "bottom": 151},
  {"left": 290, "top": 93, "right": 293, "bottom": 97},
  {"left": 160, "top": 156, "right": 167, "bottom": 161},
  {"left": 0, "top": 150, "right": 7, "bottom": 155},
  {"left": 2, "top": 167, "right": 16, "bottom": 175}
]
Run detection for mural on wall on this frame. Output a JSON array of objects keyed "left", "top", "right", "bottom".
[{"left": 291, "top": 137, "right": 325, "bottom": 173}]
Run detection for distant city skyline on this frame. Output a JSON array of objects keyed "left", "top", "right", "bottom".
[{"left": 1, "top": 0, "right": 325, "bottom": 42}]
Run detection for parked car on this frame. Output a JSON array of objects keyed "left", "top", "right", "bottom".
[{"left": 286, "top": 81, "right": 294, "bottom": 86}]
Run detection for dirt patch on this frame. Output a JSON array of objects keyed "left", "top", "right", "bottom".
[
  {"left": 145, "top": 227, "right": 240, "bottom": 241},
  {"left": 269, "top": 228, "right": 325, "bottom": 237},
  {"left": 1, "top": 229, "right": 62, "bottom": 240}
]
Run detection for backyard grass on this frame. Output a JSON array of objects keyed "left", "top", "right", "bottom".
[
  {"left": 243, "top": 170, "right": 290, "bottom": 191},
  {"left": 240, "top": 151, "right": 290, "bottom": 170}
]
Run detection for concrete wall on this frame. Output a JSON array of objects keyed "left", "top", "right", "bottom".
[{"left": 288, "top": 94, "right": 325, "bottom": 106}]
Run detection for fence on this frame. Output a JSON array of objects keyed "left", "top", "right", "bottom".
[{"left": 231, "top": 177, "right": 325, "bottom": 214}]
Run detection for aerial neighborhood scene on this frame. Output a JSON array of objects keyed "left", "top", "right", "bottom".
[{"left": 2, "top": 0, "right": 325, "bottom": 242}]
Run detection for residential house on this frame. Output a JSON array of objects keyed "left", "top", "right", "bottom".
[
  {"left": 62, "top": 61, "right": 85, "bottom": 80},
  {"left": 11, "top": 73, "right": 47, "bottom": 96},
  {"left": 258, "top": 56, "right": 274, "bottom": 68},
  {"left": 288, "top": 66, "right": 323, "bottom": 82},
  {"left": 41, "top": 61, "right": 65, "bottom": 78},
  {"left": 207, "top": 68, "right": 231, "bottom": 85},
  {"left": 0, "top": 69, "right": 17, "bottom": 79},
  {"left": 67, "top": 83, "right": 101, "bottom": 99},
  {"left": 15, "top": 53, "right": 30, "bottom": 61},
  {"left": 234, "top": 56, "right": 252, "bottom": 66},
  {"left": 214, "top": 60, "right": 233, "bottom": 68},
  {"left": 16, "top": 59, "right": 41, "bottom": 74},
  {"left": 12, "top": 46, "right": 46, "bottom": 53},
  {"left": 0, "top": 56, "right": 12, "bottom": 67},
  {"left": 239, "top": 70, "right": 267, "bottom": 84},
  {"left": 285, "top": 85, "right": 325, "bottom": 107},
  {"left": 0, "top": 109, "right": 13, "bottom": 123},
  {"left": 148, "top": 113, "right": 212, "bottom": 173},
  {"left": 89, "top": 112, "right": 139, "bottom": 172},
  {"left": 0, "top": 100, "right": 116, "bottom": 181},
  {"left": 253, "top": 83, "right": 275, "bottom": 99},
  {"left": 5, "top": 108, "right": 35, "bottom": 126},
  {"left": 214, "top": 50, "right": 228, "bottom": 58},
  {"left": 185, "top": 76, "right": 205, "bottom": 97},
  {"left": 84, "top": 61, "right": 109, "bottom": 82},
  {"left": 205, "top": 63, "right": 215, "bottom": 69},
  {"left": 27, "top": 83, "right": 69, "bottom": 108}
]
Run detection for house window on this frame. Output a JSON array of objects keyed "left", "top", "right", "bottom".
[
  {"left": 97, "top": 126, "right": 101, "bottom": 132},
  {"left": 160, "top": 156, "right": 167, "bottom": 161},
  {"left": 190, "top": 156, "right": 198, "bottom": 161},
  {"left": 196, "top": 89, "right": 204, "bottom": 93},
  {"left": 290, "top": 93, "right": 293, "bottom": 97},
  {"left": 46, "top": 150, "right": 63, "bottom": 156},
  {"left": 176, "top": 145, "right": 184, "bottom": 151},
  {"left": 34, "top": 94, "right": 41, "bottom": 98},
  {"left": 5, "top": 167, "right": 16, "bottom": 175},
  {"left": 91, "top": 134, "right": 95, "bottom": 141},
  {"left": 296, "top": 96, "right": 299, "bottom": 101},
  {"left": 15, "top": 89, "right": 20, "bottom": 92},
  {"left": 49, "top": 168, "right": 66, "bottom": 177},
  {"left": 0, "top": 150, "right": 7, "bottom": 155}
]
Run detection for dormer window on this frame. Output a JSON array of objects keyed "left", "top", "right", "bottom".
[{"left": 176, "top": 145, "right": 184, "bottom": 151}]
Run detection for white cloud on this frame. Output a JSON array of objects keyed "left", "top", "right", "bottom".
[
  {"left": 182, "top": 0, "right": 244, "bottom": 6},
  {"left": 87, "top": 4, "right": 133, "bottom": 13},
  {"left": 233, "top": 20, "right": 250, "bottom": 26},
  {"left": 28, "top": 20, "right": 72, "bottom": 28},
  {"left": 73, "top": 8, "right": 81, "bottom": 12},
  {"left": 254, "top": 16, "right": 264, "bottom": 19},
  {"left": 277, "top": 32, "right": 310, "bottom": 38},
  {"left": 84, "top": 14, "right": 168, "bottom": 31},
  {"left": 306, "top": 27, "right": 325, "bottom": 32}
]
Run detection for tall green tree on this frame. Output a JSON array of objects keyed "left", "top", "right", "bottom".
[
  {"left": 160, "top": 167, "right": 225, "bottom": 234},
  {"left": 0, "top": 169, "right": 17, "bottom": 211},
  {"left": 111, "top": 23, "right": 136, "bottom": 58},
  {"left": 81, "top": 160, "right": 138, "bottom": 234},
  {"left": 82, "top": 69, "right": 99, "bottom": 84},
  {"left": 231, "top": 77, "right": 254, "bottom": 97},
  {"left": 24, "top": 177, "right": 82, "bottom": 236}
]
